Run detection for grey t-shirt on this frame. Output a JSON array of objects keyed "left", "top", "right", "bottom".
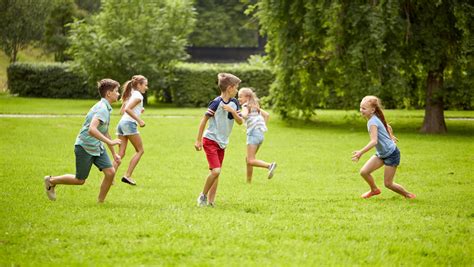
[
  {"left": 203, "top": 96, "right": 241, "bottom": 149},
  {"left": 367, "top": 115, "right": 396, "bottom": 158}
]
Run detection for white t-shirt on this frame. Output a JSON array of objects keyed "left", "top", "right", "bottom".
[{"left": 121, "top": 90, "right": 143, "bottom": 123}]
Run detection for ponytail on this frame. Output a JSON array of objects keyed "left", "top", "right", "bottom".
[
  {"left": 374, "top": 106, "right": 389, "bottom": 134},
  {"left": 122, "top": 80, "right": 133, "bottom": 102},
  {"left": 121, "top": 74, "right": 147, "bottom": 102}
]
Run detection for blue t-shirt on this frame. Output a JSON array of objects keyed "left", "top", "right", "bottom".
[
  {"left": 203, "top": 96, "right": 241, "bottom": 149},
  {"left": 75, "top": 98, "right": 112, "bottom": 156},
  {"left": 367, "top": 115, "right": 396, "bottom": 158}
]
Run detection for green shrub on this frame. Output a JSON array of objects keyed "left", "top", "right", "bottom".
[
  {"left": 7, "top": 62, "right": 92, "bottom": 98},
  {"left": 168, "top": 63, "right": 274, "bottom": 107}
]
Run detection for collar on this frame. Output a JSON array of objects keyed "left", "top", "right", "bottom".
[{"left": 100, "top": 98, "right": 113, "bottom": 112}]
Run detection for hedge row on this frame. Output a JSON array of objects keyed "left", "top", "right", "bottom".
[
  {"left": 167, "top": 63, "right": 274, "bottom": 107},
  {"left": 7, "top": 62, "right": 275, "bottom": 106},
  {"left": 7, "top": 62, "right": 94, "bottom": 98}
]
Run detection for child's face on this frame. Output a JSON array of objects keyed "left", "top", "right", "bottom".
[
  {"left": 359, "top": 101, "right": 374, "bottom": 119},
  {"left": 137, "top": 80, "right": 148, "bottom": 94},
  {"left": 108, "top": 87, "right": 120, "bottom": 103},
  {"left": 238, "top": 92, "right": 249, "bottom": 105},
  {"left": 228, "top": 84, "right": 238, "bottom": 97}
]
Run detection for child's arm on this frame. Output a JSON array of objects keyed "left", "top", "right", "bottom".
[
  {"left": 260, "top": 109, "right": 270, "bottom": 123},
  {"left": 105, "top": 131, "right": 121, "bottom": 164},
  {"left": 240, "top": 104, "right": 249, "bottom": 120},
  {"left": 195, "top": 115, "right": 209, "bottom": 151},
  {"left": 352, "top": 125, "right": 378, "bottom": 162},
  {"left": 222, "top": 105, "right": 244, "bottom": 125},
  {"left": 124, "top": 98, "right": 145, "bottom": 127},
  {"left": 88, "top": 118, "right": 121, "bottom": 146},
  {"left": 119, "top": 101, "right": 127, "bottom": 115},
  {"left": 387, "top": 124, "right": 398, "bottom": 143}
]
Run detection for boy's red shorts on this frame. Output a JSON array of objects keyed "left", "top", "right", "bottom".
[{"left": 203, "top": 137, "right": 225, "bottom": 170}]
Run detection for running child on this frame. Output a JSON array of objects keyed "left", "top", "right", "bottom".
[
  {"left": 238, "top": 87, "right": 276, "bottom": 183},
  {"left": 195, "top": 73, "right": 243, "bottom": 207},
  {"left": 352, "top": 95, "right": 416, "bottom": 199}
]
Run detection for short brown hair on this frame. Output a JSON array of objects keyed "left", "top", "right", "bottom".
[
  {"left": 97, "top": 78, "right": 120, "bottom": 97},
  {"left": 217, "top": 73, "right": 241, "bottom": 92}
]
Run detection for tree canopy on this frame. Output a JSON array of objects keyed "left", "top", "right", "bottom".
[{"left": 253, "top": 0, "right": 473, "bottom": 133}]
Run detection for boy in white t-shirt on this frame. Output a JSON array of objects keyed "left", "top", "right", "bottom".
[{"left": 113, "top": 75, "right": 148, "bottom": 185}]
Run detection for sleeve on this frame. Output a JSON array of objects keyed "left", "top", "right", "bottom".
[
  {"left": 94, "top": 105, "right": 108, "bottom": 124},
  {"left": 205, "top": 99, "right": 220, "bottom": 117}
]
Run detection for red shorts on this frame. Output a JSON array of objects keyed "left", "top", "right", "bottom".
[{"left": 203, "top": 137, "right": 225, "bottom": 170}]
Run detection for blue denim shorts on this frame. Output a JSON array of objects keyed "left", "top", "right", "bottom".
[
  {"left": 378, "top": 147, "right": 400, "bottom": 166},
  {"left": 247, "top": 129, "right": 265, "bottom": 145},
  {"left": 117, "top": 120, "right": 139, "bottom": 136}
]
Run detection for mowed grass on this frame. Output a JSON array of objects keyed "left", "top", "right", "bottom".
[{"left": 0, "top": 96, "right": 473, "bottom": 265}]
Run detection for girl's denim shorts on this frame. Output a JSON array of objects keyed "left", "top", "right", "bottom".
[
  {"left": 247, "top": 129, "right": 265, "bottom": 145},
  {"left": 117, "top": 120, "right": 139, "bottom": 136},
  {"left": 378, "top": 147, "right": 400, "bottom": 166}
]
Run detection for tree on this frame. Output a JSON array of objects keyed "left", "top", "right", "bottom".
[
  {"left": 44, "top": 0, "right": 84, "bottom": 62},
  {"left": 68, "top": 0, "right": 195, "bottom": 94},
  {"left": 253, "top": 0, "right": 473, "bottom": 133},
  {"left": 0, "top": 0, "right": 49, "bottom": 62},
  {"left": 190, "top": 0, "right": 258, "bottom": 47}
]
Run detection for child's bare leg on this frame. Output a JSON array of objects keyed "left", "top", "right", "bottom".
[
  {"left": 246, "top": 157, "right": 253, "bottom": 183},
  {"left": 360, "top": 156, "right": 384, "bottom": 191},
  {"left": 125, "top": 134, "right": 144, "bottom": 178},
  {"left": 383, "top": 166, "right": 412, "bottom": 197},
  {"left": 208, "top": 177, "right": 219, "bottom": 203},
  {"left": 113, "top": 135, "right": 128, "bottom": 171},
  {"left": 247, "top": 144, "right": 270, "bottom": 168},
  {"left": 50, "top": 174, "right": 85, "bottom": 185},
  {"left": 202, "top": 168, "right": 220, "bottom": 195},
  {"left": 98, "top": 167, "right": 115, "bottom": 203}
]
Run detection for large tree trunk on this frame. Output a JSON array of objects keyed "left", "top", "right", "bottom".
[{"left": 420, "top": 68, "right": 447, "bottom": 134}]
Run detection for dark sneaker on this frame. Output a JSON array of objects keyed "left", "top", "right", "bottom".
[
  {"left": 121, "top": 176, "right": 136, "bottom": 185},
  {"left": 44, "top": 176, "right": 56, "bottom": 201}
]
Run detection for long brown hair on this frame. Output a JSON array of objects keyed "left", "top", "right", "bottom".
[
  {"left": 122, "top": 75, "right": 147, "bottom": 102},
  {"left": 239, "top": 87, "right": 260, "bottom": 112},
  {"left": 362, "top": 95, "right": 389, "bottom": 133}
]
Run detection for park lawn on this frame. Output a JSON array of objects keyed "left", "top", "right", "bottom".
[{"left": 0, "top": 96, "right": 473, "bottom": 265}]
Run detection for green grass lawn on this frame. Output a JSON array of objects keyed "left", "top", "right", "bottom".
[{"left": 0, "top": 96, "right": 473, "bottom": 265}]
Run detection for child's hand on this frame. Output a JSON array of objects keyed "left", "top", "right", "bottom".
[
  {"left": 138, "top": 119, "right": 146, "bottom": 127},
  {"left": 352, "top": 150, "right": 362, "bottom": 162},
  {"left": 141, "top": 108, "right": 145, "bottom": 114},
  {"left": 391, "top": 135, "right": 399, "bottom": 143},
  {"left": 194, "top": 140, "right": 202, "bottom": 151},
  {"left": 113, "top": 153, "right": 121, "bottom": 164},
  {"left": 110, "top": 139, "right": 122, "bottom": 146},
  {"left": 222, "top": 104, "right": 235, "bottom": 113}
]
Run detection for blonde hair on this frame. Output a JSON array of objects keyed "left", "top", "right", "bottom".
[
  {"left": 217, "top": 73, "right": 241, "bottom": 92},
  {"left": 362, "top": 95, "right": 389, "bottom": 133},
  {"left": 122, "top": 75, "right": 147, "bottom": 102},
  {"left": 239, "top": 87, "right": 260, "bottom": 111}
]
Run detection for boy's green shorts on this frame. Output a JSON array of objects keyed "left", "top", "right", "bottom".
[{"left": 74, "top": 145, "right": 113, "bottom": 180}]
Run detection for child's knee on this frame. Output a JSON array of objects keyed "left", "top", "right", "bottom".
[
  {"left": 211, "top": 168, "right": 221, "bottom": 176},
  {"left": 77, "top": 179, "right": 86, "bottom": 185},
  {"left": 384, "top": 181, "right": 394, "bottom": 188},
  {"left": 359, "top": 169, "right": 369, "bottom": 177},
  {"left": 103, "top": 167, "right": 116, "bottom": 177}
]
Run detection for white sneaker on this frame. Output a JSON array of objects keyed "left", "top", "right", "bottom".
[
  {"left": 197, "top": 193, "right": 207, "bottom": 207},
  {"left": 268, "top": 162, "right": 277, "bottom": 179},
  {"left": 44, "top": 176, "right": 56, "bottom": 201}
]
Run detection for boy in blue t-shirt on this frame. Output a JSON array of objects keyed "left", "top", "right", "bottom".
[
  {"left": 195, "top": 73, "right": 243, "bottom": 207},
  {"left": 43, "top": 79, "right": 122, "bottom": 203}
]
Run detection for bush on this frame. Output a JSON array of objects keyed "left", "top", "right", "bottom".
[
  {"left": 168, "top": 63, "right": 274, "bottom": 107},
  {"left": 7, "top": 62, "right": 92, "bottom": 98}
]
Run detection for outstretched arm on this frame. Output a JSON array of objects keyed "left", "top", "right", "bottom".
[{"left": 352, "top": 125, "right": 378, "bottom": 162}]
